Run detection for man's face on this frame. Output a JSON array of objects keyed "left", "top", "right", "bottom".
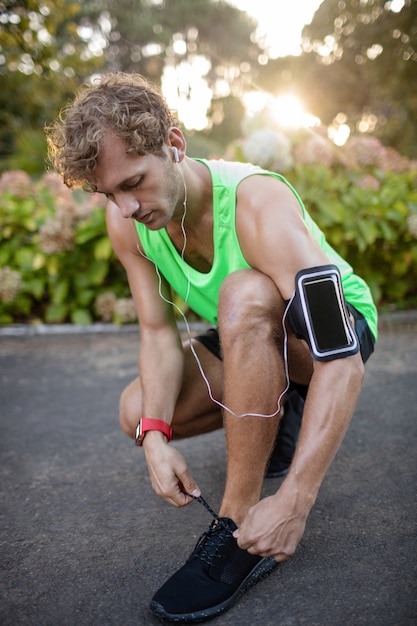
[{"left": 92, "top": 131, "right": 183, "bottom": 230}]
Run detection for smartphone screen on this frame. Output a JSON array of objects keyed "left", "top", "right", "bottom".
[{"left": 303, "top": 277, "right": 351, "bottom": 352}]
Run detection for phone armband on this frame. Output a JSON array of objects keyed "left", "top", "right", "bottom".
[{"left": 287, "top": 265, "right": 359, "bottom": 362}]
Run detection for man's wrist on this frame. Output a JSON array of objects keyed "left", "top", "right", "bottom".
[
  {"left": 135, "top": 418, "right": 173, "bottom": 446},
  {"left": 280, "top": 472, "right": 318, "bottom": 514}
]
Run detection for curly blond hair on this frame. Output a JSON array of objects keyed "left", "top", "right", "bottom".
[{"left": 46, "top": 72, "right": 178, "bottom": 190}]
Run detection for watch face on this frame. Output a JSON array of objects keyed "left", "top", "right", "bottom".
[{"left": 135, "top": 420, "right": 145, "bottom": 446}]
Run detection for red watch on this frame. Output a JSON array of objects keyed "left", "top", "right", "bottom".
[{"left": 135, "top": 418, "right": 173, "bottom": 446}]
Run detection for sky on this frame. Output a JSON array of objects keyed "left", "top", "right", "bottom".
[{"left": 228, "top": 0, "right": 324, "bottom": 58}]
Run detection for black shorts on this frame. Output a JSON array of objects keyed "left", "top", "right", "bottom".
[{"left": 194, "top": 305, "right": 375, "bottom": 400}]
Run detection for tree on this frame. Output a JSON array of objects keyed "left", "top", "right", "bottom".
[
  {"left": 256, "top": 0, "right": 417, "bottom": 158},
  {"left": 0, "top": 0, "right": 264, "bottom": 170},
  {"left": 88, "top": 0, "right": 261, "bottom": 142},
  {"left": 300, "top": 0, "right": 417, "bottom": 157},
  {"left": 0, "top": 0, "right": 106, "bottom": 173}
]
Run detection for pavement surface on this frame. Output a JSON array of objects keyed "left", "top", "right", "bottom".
[{"left": 1, "top": 314, "right": 416, "bottom": 626}]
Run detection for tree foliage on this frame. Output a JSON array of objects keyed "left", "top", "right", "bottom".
[
  {"left": 96, "top": 0, "right": 259, "bottom": 79},
  {"left": 0, "top": 0, "right": 106, "bottom": 173},
  {"left": 0, "top": 0, "right": 263, "bottom": 171},
  {"left": 1, "top": 0, "right": 416, "bottom": 172},
  {"left": 90, "top": 0, "right": 260, "bottom": 143},
  {"left": 304, "top": 0, "right": 417, "bottom": 157},
  {"left": 257, "top": 0, "right": 417, "bottom": 158}
]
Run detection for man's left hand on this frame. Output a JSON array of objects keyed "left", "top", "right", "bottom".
[{"left": 233, "top": 490, "right": 309, "bottom": 562}]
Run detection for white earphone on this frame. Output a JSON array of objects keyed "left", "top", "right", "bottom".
[{"left": 172, "top": 146, "right": 179, "bottom": 163}]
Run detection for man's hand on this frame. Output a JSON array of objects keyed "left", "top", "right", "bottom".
[
  {"left": 142, "top": 431, "right": 200, "bottom": 507},
  {"left": 233, "top": 485, "right": 312, "bottom": 562}
]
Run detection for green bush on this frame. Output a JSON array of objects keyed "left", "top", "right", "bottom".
[
  {"left": 289, "top": 165, "right": 417, "bottom": 307},
  {"left": 232, "top": 128, "right": 417, "bottom": 310},
  {"left": 1, "top": 146, "right": 417, "bottom": 325},
  {"left": 0, "top": 171, "right": 132, "bottom": 325}
]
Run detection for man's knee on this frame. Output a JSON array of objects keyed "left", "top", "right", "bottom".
[
  {"left": 119, "top": 379, "right": 142, "bottom": 439},
  {"left": 218, "top": 269, "right": 284, "bottom": 338}
]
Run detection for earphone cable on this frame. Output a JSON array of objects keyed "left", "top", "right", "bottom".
[{"left": 130, "top": 165, "right": 292, "bottom": 418}]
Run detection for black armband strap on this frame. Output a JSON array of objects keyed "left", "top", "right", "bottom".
[{"left": 287, "top": 265, "right": 359, "bottom": 362}]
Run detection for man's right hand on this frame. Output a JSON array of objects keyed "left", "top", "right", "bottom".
[{"left": 142, "top": 430, "right": 200, "bottom": 507}]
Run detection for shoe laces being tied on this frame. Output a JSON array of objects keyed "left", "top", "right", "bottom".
[{"left": 186, "top": 494, "right": 236, "bottom": 567}]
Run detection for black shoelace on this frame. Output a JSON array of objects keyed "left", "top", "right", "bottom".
[
  {"left": 186, "top": 492, "right": 220, "bottom": 520},
  {"left": 186, "top": 493, "right": 233, "bottom": 566}
]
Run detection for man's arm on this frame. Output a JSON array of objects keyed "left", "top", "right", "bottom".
[
  {"left": 234, "top": 176, "right": 365, "bottom": 558},
  {"left": 235, "top": 354, "right": 364, "bottom": 560},
  {"left": 106, "top": 203, "right": 200, "bottom": 506}
]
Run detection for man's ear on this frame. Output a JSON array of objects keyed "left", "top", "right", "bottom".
[{"left": 167, "top": 127, "right": 186, "bottom": 162}]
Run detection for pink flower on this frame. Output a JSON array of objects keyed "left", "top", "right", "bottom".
[
  {"left": 0, "top": 266, "right": 22, "bottom": 302},
  {"left": 293, "top": 134, "right": 334, "bottom": 167},
  {"left": 345, "top": 136, "right": 384, "bottom": 167},
  {"left": 356, "top": 174, "right": 381, "bottom": 190},
  {"left": 95, "top": 292, "right": 117, "bottom": 322},
  {"left": 113, "top": 298, "right": 138, "bottom": 324},
  {"left": 377, "top": 147, "right": 409, "bottom": 173},
  {"left": 0, "top": 171, "right": 32, "bottom": 198}
]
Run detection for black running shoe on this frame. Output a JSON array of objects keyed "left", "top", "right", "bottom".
[
  {"left": 149, "top": 517, "right": 278, "bottom": 623},
  {"left": 266, "top": 388, "right": 304, "bottom": 478}
]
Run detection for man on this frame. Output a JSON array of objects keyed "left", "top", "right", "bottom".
[{"left": 47, "top": 72, "right": 377, "bottom": 623}]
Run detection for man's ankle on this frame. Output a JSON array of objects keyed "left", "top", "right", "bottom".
[{"left": 218, "top": 502, "right": 255, "bottom": 526}]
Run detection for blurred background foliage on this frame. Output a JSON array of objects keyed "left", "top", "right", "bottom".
[
  {"left": 1, "top": 0, "right": 416, "bottom": 171},
  {"left": 0, "top": 0, "right": 416, "bottom": 323}
]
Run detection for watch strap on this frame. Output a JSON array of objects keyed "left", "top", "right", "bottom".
[{"left": 135, "top": 418, "right": 173, "bottom": 446}]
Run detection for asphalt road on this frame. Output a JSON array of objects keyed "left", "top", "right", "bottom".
[{"left": 1, "top": 315, "right": 416, "bottom": 626}]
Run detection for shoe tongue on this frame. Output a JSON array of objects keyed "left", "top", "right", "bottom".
[{"left": 212, "top": 517, "right": 238, "bottom": 533}]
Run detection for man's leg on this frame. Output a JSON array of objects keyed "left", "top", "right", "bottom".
[
  {"left": 149, "top": 270, "right": 313, "bottom": 623},
  {"left": 119, "top": 335, "right": 224, "bottom": 440},
  {"left": 150, "top": 269, "right": 310, "bottom": 622},
  {"left": 193, "top": 326, "right": 306, "bottom": 479},
  {"left": 217, "top": 269, "right": 312, "bottom": 525}
]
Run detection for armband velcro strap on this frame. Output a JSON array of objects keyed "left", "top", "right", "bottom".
[{"left": 287, "top": 264, "right": 359, "bottom": 362}]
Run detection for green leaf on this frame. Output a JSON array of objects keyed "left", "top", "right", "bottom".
[
  {"left": 94, "top": 237, "right": 112, "bottom": 261},
  {"left": 15, "top": 248, "right": 35, "bottom": 270},
  {"left": 47, "top": 256, "right": 59, "bottom": 277},
  {"left": 51, "top": 280, "right": 70, "bottom": 305},
  {"left": 45, "top": 303, "right": 68, "bottom": 323},
  {"left": 74, "top": 272, "right": 91, "bottom": 290},
  {"left": 0, "top": 313, "right": 14, "bottom": 324},
  {"left": 24, "top": 277, "right": 45, "bottom": 299},
  {"left": 71, "top": 309, "right": 93, "bottom": 325},
  {"left": 0, "top": 247, "right": 11, "bottom": 265},
  {"left": 76, "top": 289, "right": 95, "bottom": 307},
  {"left": 86, "top": 260, "right": 109, "bottom": 286},
  {"left": 357, "top": 220, "right": 379, "bottom": 246}
]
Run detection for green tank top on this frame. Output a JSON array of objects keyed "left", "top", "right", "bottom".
[{"left": 135, "top": 158, "right": 378, "bottom": 340}]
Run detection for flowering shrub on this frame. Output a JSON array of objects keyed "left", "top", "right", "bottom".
[
  {"left": 1, "top": 127, "right": 417, "bottom": 325},
  {"left": 0, "top": 171, "right": 133, "bottom": 324},
  {"left": 229, "top": 127, "right": 417, "bottom": 308},
  {"left": 344, "top": 136, "right": 411, "bottom": 173},
  {"left": 290, "top": 165, "right": 417, "bottom": 305},
  {"left": 0, "top": 266, "right": 22, "bottom": 302},
  {"left": 293, "top": 134, "right": 335, "bottom": 168}
]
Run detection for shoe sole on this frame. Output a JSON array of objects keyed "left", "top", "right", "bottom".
[{"left": 149, "top": 556, "right": 278, "bottom": 623}]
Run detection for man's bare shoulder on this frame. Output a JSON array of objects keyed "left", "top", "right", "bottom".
[
  {"left": 235, "top": 174, "right": 330, "bottom": 298},
  {"left": 236, "top": 174, "right": 301, "bottom": 218}
]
